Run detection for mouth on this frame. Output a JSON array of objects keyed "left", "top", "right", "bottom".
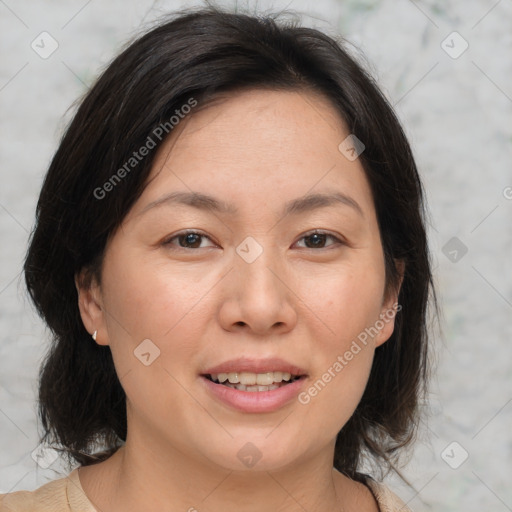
[
  {"left": 199, "top": 357, "right": 309, "bottom": 412},
  {"left": 202, "top": 371, "right": 306, "bottom": 392}
]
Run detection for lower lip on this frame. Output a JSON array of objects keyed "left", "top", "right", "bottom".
[{"left": 200, "top": 375, "right": 307, "bottom": 413}]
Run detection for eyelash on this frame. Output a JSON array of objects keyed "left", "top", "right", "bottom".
[{"left": 162, "top": 229, "right": 344, "bottom": 251}]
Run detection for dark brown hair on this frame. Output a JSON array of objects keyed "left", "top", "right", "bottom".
[{"left": 23, "top": 4, "right": 435, "bottom": 483}]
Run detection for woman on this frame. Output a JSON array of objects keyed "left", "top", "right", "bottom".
[{"left": 1, "top": 5, "right": 434, "bottom": 511}]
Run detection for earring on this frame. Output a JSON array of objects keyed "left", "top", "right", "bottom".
[{"left": 92, "top": 330, "right": 97, "bottom": 341}]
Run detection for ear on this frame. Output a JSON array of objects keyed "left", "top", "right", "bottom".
[
  {"left": 75, "top": 269, "right": 109, "bottom": 346},
  {"left": 374, "top": 259, "right": 404, "bottom": 348}
]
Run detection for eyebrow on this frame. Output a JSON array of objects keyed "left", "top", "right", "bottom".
[{"left": 139, "top": 190, "right": 364, "bottom": 218}]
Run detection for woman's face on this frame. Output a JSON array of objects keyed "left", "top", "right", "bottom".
[{"left": 78, "top": 88, "right": 399, "bottom": 472}]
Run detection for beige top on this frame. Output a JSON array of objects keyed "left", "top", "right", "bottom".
[{"left": 0, "top": 468, "right": 412, "bottom": 511}]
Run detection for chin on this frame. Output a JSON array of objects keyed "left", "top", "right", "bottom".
[{"left": 198, "top": 432, "right": 307, "bottom": 473}]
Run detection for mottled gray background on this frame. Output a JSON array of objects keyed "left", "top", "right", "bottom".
[{"left": 0, "top": 1, "right": 511, "bottom": 511}]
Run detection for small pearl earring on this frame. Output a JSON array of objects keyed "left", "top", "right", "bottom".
[{"left": 92, "top": 330, "right": 97, "bottom": 341}]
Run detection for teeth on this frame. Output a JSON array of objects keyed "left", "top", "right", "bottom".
[
  {"left": 227, "top": 372, "right": 240, "bottom": 383},
  {"left": 240, "top": 372, "right": 257, "bottom": 385},
  {"left": 273, "top": 371, "right": 283, "bottom": 382},
  {"left": 256, "top": 372, "right": 274, "bottom": 385},
  {"left": 208, "top": 371, "right": 298, "bottom": 385},
  {"left": 224, "top": 383, "right": 280, "bottom": 392}
]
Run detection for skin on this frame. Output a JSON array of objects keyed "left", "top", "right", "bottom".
[{"left": 76, "top": 88, "right": 401, "bottom": 512}]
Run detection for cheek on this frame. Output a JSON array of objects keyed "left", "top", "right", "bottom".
[
  {"left": 294, "top": 343, "right": 375, "bottom": 455},
  {"left": 99, "top": 259, "right": 205, "bottom": 426},
  {"left": 102, "top": 255, "right": 203, "bottom": 339},
  {"left": 295, "top": 260, "right": 384, "bottom": 427},
  {"left": 100, "top": 253, "right": 216, "bottom": 392},
  {"left": 298, "top": 324, "right": 376, "bottom": 446},
  {"left": 306, "top": 259, "right": 386, "bottom": 344}
]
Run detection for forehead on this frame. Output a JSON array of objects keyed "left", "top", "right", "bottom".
[
  {"left": 150, "top": 89, "right": 352, "bottom": 178},
  {"left": 172, "top": 88, "right": 347, "bottom": 148},
  {"left": 126, "top": 88, "right": 375, "bottom": 222}
]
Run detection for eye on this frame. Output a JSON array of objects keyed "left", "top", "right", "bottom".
[
  {"left": 162, "top": 229, "right": 344, "bottom": 251},
  {"left": 294, "top": 230, "right": 343, "bottom": 250},
  {"left": 162, "top": 230, "right": 216, "bottom": 250}
]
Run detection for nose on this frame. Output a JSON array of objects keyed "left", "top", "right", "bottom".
[{"left": 218, "top": 245, "right": 297, "bottom": 336}]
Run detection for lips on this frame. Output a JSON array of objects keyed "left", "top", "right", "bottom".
[
  {"left": 201, "top": 357, "right": 308, "bottom": 377},
  {"left": 200, "top": 374, "right": 307, "bottom": 413},
  {"left": 199, "top": 357, "right": 308, "bottom": 413}
]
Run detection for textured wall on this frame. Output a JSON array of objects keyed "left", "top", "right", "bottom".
[{"left": 0, "top": 1, "right": 511, "bottom": 511}]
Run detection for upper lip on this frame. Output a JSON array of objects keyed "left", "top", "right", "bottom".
[{"left": 202, "top": 357, "right": 308, "bottom": 376}]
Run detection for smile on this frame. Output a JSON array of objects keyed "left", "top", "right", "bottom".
[
  {"left": 200, "top": 374, "right": 308, "bottom": 413},
  {"left": 205, "top": 371, "right": 302, "bottom": 391}
]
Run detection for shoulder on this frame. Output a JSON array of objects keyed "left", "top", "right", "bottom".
[
  {"left": 0, "top": 468, "right": 95, "bottom": 512},
  {"left": 0, "top": 473, "right": 68, "bottom": 512},
  {"left": 363, "top": 476, "right": 412, "bottom": 512}
]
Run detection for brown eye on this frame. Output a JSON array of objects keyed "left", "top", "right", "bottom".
[
  {"left": 163, "top": 231, "right": 215, "bottom": 250},
  {"left": 295, "top": 231, "right": 343, "bottom": 249}
]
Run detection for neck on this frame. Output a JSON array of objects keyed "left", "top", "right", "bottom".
[{"left": 80, "top": 431, "right": 349, "bottom": 512}]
